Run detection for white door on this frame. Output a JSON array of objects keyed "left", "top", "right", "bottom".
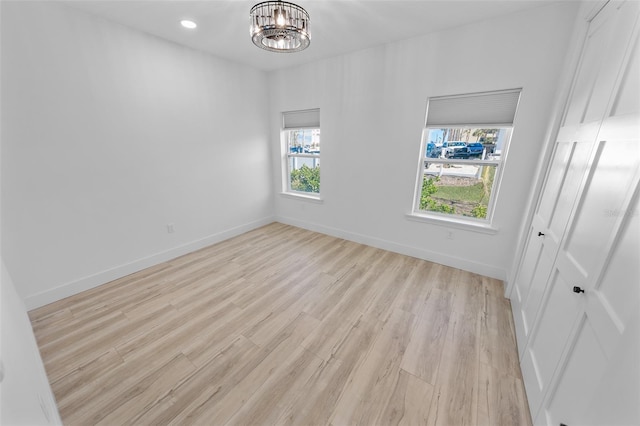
[
  {"left": 510, "top": 137, "right": 592, "bottom": 359},
  {"left": 543, "top": 181, "right": 640, "bottom": 426},
  {"left": 515, "top": 1, "right": 640, "bottom": 422},
  {"left": 541, "top": 17, "right": 640, "bottom": 419},
  {"left": 510, "top": 0, "right": 621, "bottom": 359}
]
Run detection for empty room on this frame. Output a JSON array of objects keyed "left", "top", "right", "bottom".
[{"left": 1, "top": 0, "right": 638, "bottom": 425}]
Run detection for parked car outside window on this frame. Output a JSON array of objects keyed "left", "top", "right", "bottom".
[
  {"left": 442, "top": 141, "right": 467, "bottom": 157},
  {"left": 466, "top": 142, "right": 484, "bottom": 156}
]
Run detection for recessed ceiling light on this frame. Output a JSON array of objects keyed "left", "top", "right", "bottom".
[{"left": 180, "top": 20, "right": 197, "bottom": 29}]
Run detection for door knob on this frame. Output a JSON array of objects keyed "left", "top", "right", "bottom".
[
  {"left": 572, "top": 286, "right": 585, "bottom": 294},
  {"left": 538, "top": 231, "right": 545, "bottom": 236}
]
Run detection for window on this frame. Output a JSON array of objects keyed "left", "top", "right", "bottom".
[
  {"left": 282, "top": 109, "right": 320, "bottom": 197},
  {"left": 412, "top": 89, "right": 521, "bottom": 224}
]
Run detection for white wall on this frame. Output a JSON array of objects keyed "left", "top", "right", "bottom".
[
  {"left": 0, "top": 259, "right": 62, "bottom": 425},
  {"left": 269, "top": 2, "right": 579, "bottom": 281},
  {"left": 1, "top": 2, "right": 274, "bottom": 309}
]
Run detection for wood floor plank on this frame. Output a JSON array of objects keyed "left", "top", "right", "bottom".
[
  {"left": 318, "top": 240, "right": 372, "bottom": 279},
  {"left": 169, "top": 275, "right": 244, "bottom": 315},
  {"left": 477, "top": 362, "right": 532, "bottom": 426},
  {"left": 224, "top": 345, "right": 326, "bottom": 426},
  {"left": 30, "top": 223, "right": 531, "bottom": 425},
  {"left": 180, "top": 312, "right": 320, "bottom": 425},
  {"left": 302, "top": 263, "right": 369, "bottom": 321},
  {"left": 379, "top": 369, "right": 434, "bottom": 425},
  {"left": 93, "top": 354, "right": 197, "bottom": 426},
  {"left": 427, "top": 308, "right": 481, "bottom": 426},
  {"left": 393, "top": 260, "right": 436, "bottom": 315},
  {"left": 179, "top": 268, "right": 326, "bottom": 366},
  {"left": 28, "top": 262, "right": 171, "bottom": 322},
  {"left": 65, "top": 264, "right": 174, "bottom": 318},
  {"left": 273, "top": 314, "right": 381, "bottom": 425},
  {"left": 132, "top": 334, "right": 260, "bottom": 425},
  {"left": 51, "top": 348, "right": 124, "bottom": 407},
  {"left": 36, "top": 309, "right": 125, "bottom": 350},
  {"left": 482, "top": 275, "right": 506, "bottom": 299},
  {"left": 400, "top": 287, "right": 453, "bottom": 384},
  {"left": 29, "top": 307, "right": 74, "bottom": 334},
  {"left": 451, "top": 269, "right": 485, "bottom": 317},
  {"left": 329, "top": 308, "right": 417, "bottom": 425},
  {"left": 227, "top": 253, "right": 330, "bottom": 311},
  {"left": 61, "top": 353, "right": 193, "bottom": 425},
  {"left": 301, "top": 262, "right": 389, "bottom": 361},
  {"left": 116, "top": 301, "right": 239, "bottom": 362},
  {"left": 241, "top": 273, "right": 335, "bottom": 348},
  {"left": 360, "top": 254, "right": 416, "bottom": 322},
  {"left": 480, "top": 292, "right": 521, "bottom": 379}
]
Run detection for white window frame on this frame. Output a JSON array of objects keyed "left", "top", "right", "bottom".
[
  {"left": 409, "top": 89, "right": 521, "bottom": 231},
  {"left": 281, "top": 109, "right": 321, "bottom": 200}
]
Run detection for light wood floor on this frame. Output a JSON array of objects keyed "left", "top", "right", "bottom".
[{"left": 30, "top": 223, "right": 532, "bottom": 425}]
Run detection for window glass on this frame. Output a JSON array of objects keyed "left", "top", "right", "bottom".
[
  {"left": 416, "top": 127, "right": 512, "bottom": 220},
  {"left": 285, "top": 128, "right": 320, "bottom": 195},
  {"left": 424, "top": 128, "right": 508, "bottom": 160}
]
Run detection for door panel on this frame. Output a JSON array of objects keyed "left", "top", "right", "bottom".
[
  {"left": 513, "top": 237, "right": 554, "bottom": 358},
  {"left": 610, "top": 33, "right": 640, "bottom": 116},
  {"left": 564, "top": 138, "right": 640, "bottom": 273},
  {"left": 512, "top": 232, "right": 544, "bottom": 353},
  {"left": 521, "top": 250, "right": 553, "bottom": 341},
  {"left": 583, "top": 1, "right": 640, "bottom": 123},
  {"left": 522, "top": 270, "right": 581, "bottom": 412},
  {"left": 536, "top": 141, "right": 573, "bottom": 222},
  {"left": 546, "top": 141, "right": 592, "bottom": 249},
  {"left": 562, "top": 7, "right": 611, "bottom": 127},
  {"left": 582, "top": 307, "right": 640, "bottom": 426},
  {"left": 543, "top": 317, "right": 609, "bottom": 426},
  {"left": 596, "top": 195, "right": 640, "bottom": 326}
]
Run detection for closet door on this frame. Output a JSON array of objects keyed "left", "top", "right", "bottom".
[
  {"left": 515, "top": 1, "right": 640, "bottom": 422},
  {"left": 510, "top": 137, "right": 592, "bottom": 358},
  {"left": 510, "top": 0, "right": 614, "bottom": 359},
  {"left": 543, "top": 175, "right": 639, "bottom": 426},
  {"left": 540, "top": 9, "right": 640, "bottom": 423}
]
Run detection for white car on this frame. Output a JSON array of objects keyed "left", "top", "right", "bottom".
[{"left": 442, "top": 141, "right": 467, "bottom": 157}]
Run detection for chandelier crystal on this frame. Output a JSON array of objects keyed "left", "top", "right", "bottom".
[{"left": 250, "top": 1, "right": 310, "bottom": 53}]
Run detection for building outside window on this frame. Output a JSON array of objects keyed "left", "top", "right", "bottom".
[
  {"left": 413, "top": 89, "right": 521, "bottom": 223},
  {"left": 282, "top": 109, "right": 320, "bottom": 197}
]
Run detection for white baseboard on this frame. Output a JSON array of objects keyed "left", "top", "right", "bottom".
[
  {"left": 275, "top": 215, "right": 507, "bottom": 282},
  {"left": 24, "top": 216, "right": 275, "bottom": 310},
  {"left": 25, "top": 215, "right": 507, "bottom": 310}
]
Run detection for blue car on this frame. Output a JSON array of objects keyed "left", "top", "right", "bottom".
[
  {"left": 467, "top": 142, "right": 484, "bottom": 156},
  {"left": 426, "top": 142, "right": 441, "bottom": 158},
  {"left": 451, "top": 146, "right": 483, "bottom": 159}
]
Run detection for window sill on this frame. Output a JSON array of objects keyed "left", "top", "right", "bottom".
[
  {"left": 405, "top": 212, "right": 499, "bottom": 235},
  {"left": 280, "top": 192, "right": 324, "bottom": 204}
]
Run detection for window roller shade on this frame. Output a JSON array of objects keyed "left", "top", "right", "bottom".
[
  {"left": 283, "top": 108, "right": 320, "bottom": 129},
  {"left": 426, "top": 89, "right": 521, "bottom": 127}
]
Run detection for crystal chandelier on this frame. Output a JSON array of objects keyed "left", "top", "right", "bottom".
[{"left": 250, "top": 1, "right": 310, "bottom": 53}]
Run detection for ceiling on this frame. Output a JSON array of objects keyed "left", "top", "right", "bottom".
[{"left": 63, "top": 0, "right": 560, "bottom": 72}]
